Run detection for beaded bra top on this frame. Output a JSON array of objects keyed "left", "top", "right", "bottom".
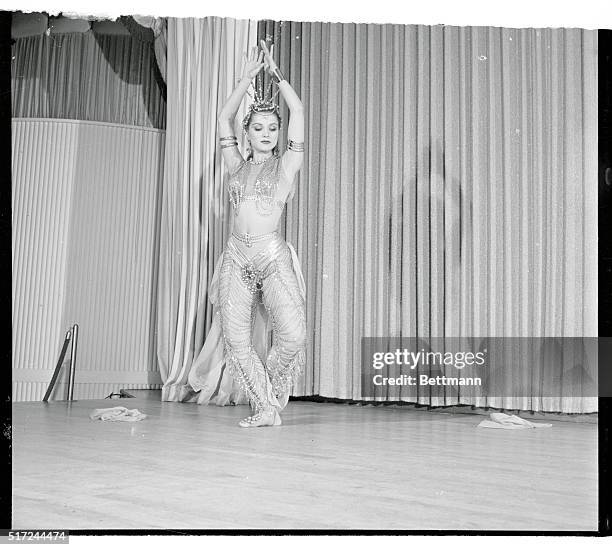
[{"left": 228, "top": 155, "right": 287, "bottom": 217}]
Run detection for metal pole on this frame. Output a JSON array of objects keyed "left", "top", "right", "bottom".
[
  {"left": 67, "top": 324, "right": 79, "bottom": 401},
  {"left": 43, "top": 330, "right": 72, "bottom": 402}
]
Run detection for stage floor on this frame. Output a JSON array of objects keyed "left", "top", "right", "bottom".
[{"left": 12, "top": 397, "right": 598, "bottom": 531}]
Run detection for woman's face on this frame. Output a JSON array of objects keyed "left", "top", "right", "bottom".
[{"left": 247, "top": 113, "right": 280, "bottom": 154}]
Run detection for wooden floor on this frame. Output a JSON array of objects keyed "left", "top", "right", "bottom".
[{"left": 12, "top": 396, "right": 598, "bottom": 531}]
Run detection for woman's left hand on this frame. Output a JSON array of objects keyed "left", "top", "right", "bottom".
[{"left": 260, "top": 40, "right": 277, "bottom": 74}]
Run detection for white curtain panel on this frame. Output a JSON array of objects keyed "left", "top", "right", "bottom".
[{"left": 158, "top": 17, "right": 258, "bottom": 401}]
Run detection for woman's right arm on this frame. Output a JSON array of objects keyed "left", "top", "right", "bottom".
[{"left": 218, "top": 47, "right": 264, "bottom": 174}]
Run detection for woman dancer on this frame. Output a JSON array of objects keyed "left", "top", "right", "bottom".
[{"left": 188, "top": 42, "right": 306, "bottom": 428}]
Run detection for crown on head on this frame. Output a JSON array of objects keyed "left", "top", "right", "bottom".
[{"left": 242, "top": 76, "right": 282, "bottom": 133}]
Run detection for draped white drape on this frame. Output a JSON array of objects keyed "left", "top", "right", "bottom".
[{"left": 158, "top": 17, "right": 258, "bottom": 401}]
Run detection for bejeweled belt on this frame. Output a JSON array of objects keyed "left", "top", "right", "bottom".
[{"left": 232, "top": 230, "right": 278, "bottom": 248}]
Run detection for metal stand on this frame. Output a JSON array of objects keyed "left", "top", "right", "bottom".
[
  {"left": 67, "top": 324, "right": 78, "bottom": 401},
  {"left": 43, "top": 324, "right": 79, "bottom": 402}
]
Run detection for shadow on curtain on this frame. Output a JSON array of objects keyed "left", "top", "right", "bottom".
[{"left": 11, "top": 32, "right": 165, "bottom": 128}]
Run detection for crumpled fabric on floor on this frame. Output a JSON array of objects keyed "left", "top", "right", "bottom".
[
  {"left": 477, "top": 412, "right": 552, "bottom": 429},
  {"left": 89, "top": 406, "right": 147, "bottom": 422}
]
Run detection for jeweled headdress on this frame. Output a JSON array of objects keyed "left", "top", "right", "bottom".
[{"left": 242, "top": 75, "right": 282, "bottom": 133}]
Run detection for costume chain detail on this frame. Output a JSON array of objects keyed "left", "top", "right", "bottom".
[
  {"left": 228, "top": 156, "right": 287, "bottom": 216},
  {"left": 217, "top": 234, "right": 307, "bottom": 413}
]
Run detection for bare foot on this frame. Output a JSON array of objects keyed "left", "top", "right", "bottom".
[{"left": 238, "top": 409, "right": 282, "bottom": 428}]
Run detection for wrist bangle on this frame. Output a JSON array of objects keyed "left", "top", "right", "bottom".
[
  {"left": 288, "top": 139, "right": 304, "bottom": 152},
  {"left": 271, "top": 67, "right": 285, "bottom": 83}
]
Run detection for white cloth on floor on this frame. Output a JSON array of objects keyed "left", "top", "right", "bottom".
[
  {"left": 477, "top": 412, "right": 552, "bottom": 429},
  {"left": 89, "top": 406, "right": 147, "bottom": 422}
]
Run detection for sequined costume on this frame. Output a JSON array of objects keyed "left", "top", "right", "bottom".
[{"left": 187, "top": 155, "right": 306, "bottom": 414}]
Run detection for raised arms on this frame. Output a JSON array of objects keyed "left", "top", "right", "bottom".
[{"left": 218, "top": 42, "right": 305, "bottom": 187}]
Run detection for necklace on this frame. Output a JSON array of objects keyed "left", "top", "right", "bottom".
[{"left": 248, "top": 154, "right": 277, "bottom": 165}]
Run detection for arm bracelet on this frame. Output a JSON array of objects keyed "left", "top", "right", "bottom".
[
  {"left": 288, "top": 139, "right": 305, "bottom": 152},
  {"left": 271, "top": 67, "right": 285, "bottom": 84},
  {"left": 219, "top": 135, "right": 237, "bottom": 142},
  {"left": 221, "top": 142, "right": 238, "bottom": 149}
]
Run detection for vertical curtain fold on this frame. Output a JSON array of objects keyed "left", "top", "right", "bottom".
[
  {"left": 158, "top": 17, "right": 258, "bottom": 401},
  {"left": 11, "top": 27, "right": 167, "bottom": 401},
  {"left": 158, "top": 19, "right": 596, "bottom": 413},
  {"left": 11, "top": 32, "right": 166, "bottom": 128},
  {"left": 270, "top": 22, "right": 597, "bottom": 413}
]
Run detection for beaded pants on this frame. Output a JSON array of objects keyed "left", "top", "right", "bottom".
[{"left": 217, "top": 234, "right": 307, "bottom": 414}]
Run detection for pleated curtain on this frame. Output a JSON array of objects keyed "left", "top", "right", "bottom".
[
  {"left": 264, "top": 22, "right": 597, "bottom": 413},
  {"left": 158, "top": 20, "right": 597, "bottom": 413},
  {"left": 158, "top": 17, "right": 258, "bottom": 400},
  {"left": 11, "top": 32, "right": 166, "bottom": 129}
]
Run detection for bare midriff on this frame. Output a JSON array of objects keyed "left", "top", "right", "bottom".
[{"left": 230, "top": 161, "right": 292, "bottom": 259}]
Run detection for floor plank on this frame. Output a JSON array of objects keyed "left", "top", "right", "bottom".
[{"left": 12, "top": 398, "right": 598, "bottom": 530}]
